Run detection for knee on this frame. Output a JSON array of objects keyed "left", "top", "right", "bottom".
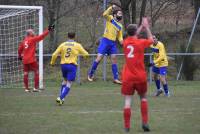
[
  {"left": 160, "top": 77, "right": 167, "bottom": 84},
  {"left": 24, "top": 72, "right": 28, "bottom": 76},
  {"left": 95, "top": 55, "right": 103, "bottom": 62}
]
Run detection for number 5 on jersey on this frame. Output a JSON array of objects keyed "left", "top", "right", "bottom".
[{"left": 127, "top": 45, "right": 134, "bottom": 58}]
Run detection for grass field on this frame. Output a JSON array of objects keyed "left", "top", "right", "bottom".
[{"left": 0, "top": 81, "right": 200, "bottom": 134}]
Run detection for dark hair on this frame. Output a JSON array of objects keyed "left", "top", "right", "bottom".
[
  {"left": 127, "top": 24, "right": 137, "bottom": 36},
  {"left": 68, "top": 32, "right": 75, "bottom": 39}
]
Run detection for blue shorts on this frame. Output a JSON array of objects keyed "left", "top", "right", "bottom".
[
  {"left": 152, "top": 66, "right": 167, "bottom": 76},
  {"left": 97, "top": 37, "right": 118, "bottom": 55},
  {"left": 61, "top": 64, "right": 77, "bottom": 81}
]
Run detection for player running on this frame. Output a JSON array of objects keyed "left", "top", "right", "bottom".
[
  {"left": 50, "top": 32, "right": 89, "bottom": 106},
  {"left": 121, "top": 18, "right": 153, "bottom": 132},
  {"left": 18, "top": 25, "right": 54, "bottom": 92},
  {"left": 149, "top": 36, "right": 170, "bottom": 97},
  {"left": 88, "top": 5, "right": 123, "bottom": 84}
]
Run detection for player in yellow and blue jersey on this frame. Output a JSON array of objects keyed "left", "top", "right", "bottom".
[
  {"left": 88, "top": 5, "right": 123, "bottom": 84},
  {"left": 149, "top": 35, "right": 170, "bottom": 97},
  {"left": 50, "top": 32, "right": 89, "bottom": 105}
]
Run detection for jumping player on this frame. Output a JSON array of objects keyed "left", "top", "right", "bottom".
[
  {"left": 121, "top": 18, "right": 153, "bottom": 132},
  {"left": 149, "top": 36, "right": 169, "bottom": 97},
  {"left": 50, "top": 32, "right": 89, "bottom": 105},
  {"left": 88, "top": 5, "right": 123, "bottom": 84},
  {"left": 18, "top": 25, "right": 54, "bottom": 92}
]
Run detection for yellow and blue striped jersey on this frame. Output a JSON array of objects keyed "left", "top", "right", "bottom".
[
  {"left": 50, "top": 40, "right": 89, "bottom": 65},
  {"left": 150, "top": 41, "right": 168, "bottom": 67},
  {"left": 103, "top": 6, "right": 123, "bottom": 42}
]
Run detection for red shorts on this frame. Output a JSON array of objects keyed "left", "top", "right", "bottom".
[
  {"left": 121, "top": 81, "right": 147, "bottom": 95},
  {"left": 23, "top": 61, "right": 38, "bottom": 72}
]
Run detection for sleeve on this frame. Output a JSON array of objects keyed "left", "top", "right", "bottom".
[
  {"left": 77, "top": 44, "right": 89, "bottom": 57},
  {"left": 117, "top": 28, "right": 123, "bottom": 44},
  {"left": 31, "top": 29, "right": 49, "bottom": 43},
  {"left": 154, "top": 44, "right": 165, "bottom": 64},
  {"left": 18, "top": 42, "right": 24, "bottom": 58},
  {"left": 103, "top": 6, "right": 113, "bottom": 21},
  {"left": 141, "top": 39, "right": 154, "bottom": 48},
  {"left": 50, "top": 45, "right": 61, "bottom": 65}
]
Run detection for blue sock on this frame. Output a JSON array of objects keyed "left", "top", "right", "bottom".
[
  {"left": 163, "top": 84, "right": 169, "bottom": 94},
  {"left": 155, "top": 80, "right": 161, "bottom": 90},
  {"left": 60, "top": 84, "right": 66, "bottom": 96},
  {"left": 60, "top": 86, "right": 70, "bottom": 100},
  {"left": 112, "top": 64, "right": 119, "bottom": 80},
  {"left": 89, "top": 61, "right": 99, "bottom": 77}
]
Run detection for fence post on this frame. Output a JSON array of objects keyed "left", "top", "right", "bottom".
[
  {"left": 149, "top": 54, "right": 152, "bottom": 84},
  {"left": 103, "top": 56, "right": 107, "bottom": 81},
  {"left": 77, "top": 56, "right": 81, "bottom": 84}
]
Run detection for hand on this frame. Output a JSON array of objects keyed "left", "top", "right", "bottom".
[
  {"left": 18, "top": 56, "right": 22, "bottom": 61},
  {"left": 148, "top": 62, "right": 154, "bottom": 67},
  {"left": 48, "top": 24, "right": 55, "bottom": 31},
  {"left": 142, "top": 17, "right": 149, "bottom": 28}
]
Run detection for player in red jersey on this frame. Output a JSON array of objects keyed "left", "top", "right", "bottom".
[
  {"left": 121, "top": 18, "right": 153, "bottom": 132},
  {"left": 18, "top": 25, "right": 54, "bottom": 92}
]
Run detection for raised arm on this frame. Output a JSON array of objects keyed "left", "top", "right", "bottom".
[{"left": 103, "top": 6, "right": 113, "bottom": 21}]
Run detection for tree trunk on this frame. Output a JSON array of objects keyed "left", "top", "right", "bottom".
[
  {"left": 131, "top": 0, "right": 137, "bottom": 24},
  {"left": 194, "top": 0, "right": 200, "bottom": 25},
  {"left": 119, "top": 0, "right": 131, "bottom": 29},
  {"left": 139, "top": 0, "right": 147, "bottom": 25}
]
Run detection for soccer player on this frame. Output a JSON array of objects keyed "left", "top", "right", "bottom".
[
  {"left": 18, "top": 25, "right": 54, "bottom": 92},
  {"left": 149, "top": 36, "right": 169, "bottom": 97},
  {"left": 88, "top": 5, "right": 123, "bottom": 84},
  {"left": 121, "top": 18, "right": 153, "bottom": 132},
  {"left": 50, "top": 32, "right": 89, "bottom": 105}
]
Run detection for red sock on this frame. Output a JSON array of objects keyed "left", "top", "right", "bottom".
[
  {"left": 34, "top": 72, "right": 39, "bottom": 89},
  {"left": 123, "top": 108, "right": 131, "bottom": 129},
  {"left": 24, "top": 74, "right": 28, "bottom": 89},
  {"left": 141, "top": 99, "right": 148, "bottom": 124}
]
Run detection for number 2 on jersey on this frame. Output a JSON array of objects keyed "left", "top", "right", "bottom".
[
  {"left": 127, "top": 45, "right": 134, "bottom": 58},
  {"left": 65, "top": 48, "right": 72, "bottom": 58}
]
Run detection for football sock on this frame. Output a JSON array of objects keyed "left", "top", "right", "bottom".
[
  {"left": 60, "top": 86, "right": 70, "bottom": 100},
  {"left": 112, "top": 64, "right": 119, "bottom": 80},
  {"left": 34, "top": 72, "right": 39, "bottom": 89},
  {"left": 123, "top": 108, "right": 131, "bottom": 129},
  {"left": 163, "top": 84, "right": 169, "bottom": 94},
  {"left": 155, "top": 80, "right": 161, "bottom": 90},
  {"left": 89, "top": 61, "right": 99, "bottom": 77},
  {"left": 24, "top": 73, "right": 28, "bottom": 89},
  {"left": 60, "top": 84, "right": 66, "bottom": 96},
  {"left": 141, "top": 99, "right": 148, "bottom": 124}
]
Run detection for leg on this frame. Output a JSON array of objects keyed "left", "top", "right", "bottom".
[
  {"left": 152, "top": 66, "right": 163, "bottom": 96},
  {"left": 88, "top": 54, "right": 103, "bottom": 81},
  {"left": 60, "top": 80, "right": 72, "bottom": 100},
  {"left": 137, "top": 82, "right": 150, "bottom": 132},
  {"left": 123, "top": 95, "right": 132, "bottom": 132},
  {"left": 160, "top": 75, "right": 169, "bottom": 96},
  {"left": 23, "top": 64, "right": 29, "bottom": 91},
  {"left": 159, "top": 67, "right": 169, "bottom": 96},
  {"left": 111, "top": 54, "right": 121, "bottom": 84},
  {"left": 30, "top": 62, "right": 40, "bottom": 92}
]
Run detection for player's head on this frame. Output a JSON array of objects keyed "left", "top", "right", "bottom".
[
  {"left": 153, "top": 35, "right": 158, "bottom": 45},
  {"left": 68, "top": 32, "right": 75, "bottom": 39},
  {"left": 113, "top": 10, "right": 123, "bottom": 22},
  {"left": 26, "top": 29, "right": 35, "bottom": 37},
  {"left": 127, "top": 24, "right": 138, "bottom": 36}
]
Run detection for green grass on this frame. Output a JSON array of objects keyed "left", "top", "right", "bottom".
[{"left": 0, "top": 81, "right": 200, "bottom": 134}]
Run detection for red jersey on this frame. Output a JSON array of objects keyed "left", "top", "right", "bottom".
[
  {"left": 18, "top": 29, "right": 49, "bottom": 64},
  {"left": 122, "top": 36, "right": 153, "bottom": 83}
]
